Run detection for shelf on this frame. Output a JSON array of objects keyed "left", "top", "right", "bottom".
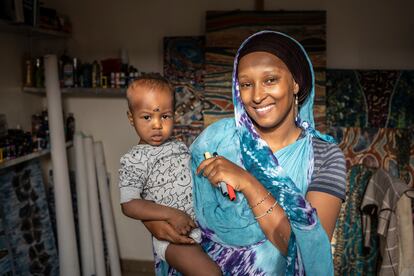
[
  {"left": 0, "top": 141, "right": 73, "bottom": 170},
  {"left": 23, "top": 87, "right": 126, "bottom": 97},
  {"left": 0, "top": 19, "right": 71, "bottom": 38}
]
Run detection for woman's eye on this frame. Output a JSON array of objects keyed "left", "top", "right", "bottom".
[
  {"left": 239, "top": 82, "right": 252, "bottom": 89},
  {"left": 265, "top": 77, "right": 277, "bottom": 84}
]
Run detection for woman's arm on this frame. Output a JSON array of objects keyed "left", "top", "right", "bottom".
[
  {"left": 306, "top": 191, "right": 342, "bottom": 240},
  {"left": 197, "top": 156, "right": 342, "bottom": 255},
  {"left": 197, "top": 156, "right": 292, "bottom": 253},
  {"left": 240, "top": 174, "right": 291, "bottom": 254},
  {"left": 142, "top": 220, "right": 196, "bottom": 244}
]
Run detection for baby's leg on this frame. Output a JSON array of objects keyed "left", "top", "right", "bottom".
[{"left": 165, "top": 243, "right": 221, "bottom": 276}]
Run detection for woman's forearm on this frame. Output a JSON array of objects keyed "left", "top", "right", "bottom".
[{"left": 241, "top": 174, "right": 291, "bottom": 255}]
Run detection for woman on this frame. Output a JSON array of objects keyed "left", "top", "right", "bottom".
[{"left": 146, "top": 31, "right": 346, "bottom": 275}]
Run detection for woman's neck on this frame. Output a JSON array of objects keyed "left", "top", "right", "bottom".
[{"left": 257, "top": 117, "right": 302, "bottom": 153}]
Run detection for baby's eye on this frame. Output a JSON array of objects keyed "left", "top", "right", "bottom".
[
  {"left": 142, "top": 115, "right": 151, "bottom": 120},
  {"left": 162, "top": 114, "right": 173, "bottom": 120}
]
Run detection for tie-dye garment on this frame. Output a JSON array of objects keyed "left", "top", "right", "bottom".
[{"left": 190, "top": 31, "right": 335, "bottom": 275}]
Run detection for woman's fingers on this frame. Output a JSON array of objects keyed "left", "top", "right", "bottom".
[
  {"left": 169, "top": 233, "right": 195, "bottom": 244},
  {"left": 196, "top": 157, "right": 216, "bottom": 174}
]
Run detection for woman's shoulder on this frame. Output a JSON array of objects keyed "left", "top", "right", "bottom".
[
  {"left": 309, "top": 137, "right": 347, "bottom": 201},
  {"left": 190, "top": 118, "right": 236, "bottom": 149},
  {"left": 201, "top": 117, "right": 236, "bottom": 134},
  {"left": 190, "top": 117, "right": 239, "bottom": 161},
  {"left": 311, "top": 137, "right": 345, "bottom": 160}
]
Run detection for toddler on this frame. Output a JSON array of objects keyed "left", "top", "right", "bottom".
[{"left": 119, "top": 74, "right": 220, "bottom": 275}]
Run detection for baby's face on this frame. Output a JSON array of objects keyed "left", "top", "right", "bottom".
[{"left": 128, "top": 86, "right": 174, "bottom": 146}]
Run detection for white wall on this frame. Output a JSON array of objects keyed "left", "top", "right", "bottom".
[{"left": 21, "top": 0, "right": 414, "bottom": 261}]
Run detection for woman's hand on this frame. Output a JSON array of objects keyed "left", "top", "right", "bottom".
[
  {"left": 142, "top": 220, "right": 196, "bottom": 244},
  {"left": 196, "top": 155, "right": 254, "bottom": 192},
  {"left": 166, "top": 208, "right": 196, "bottom": 235}
]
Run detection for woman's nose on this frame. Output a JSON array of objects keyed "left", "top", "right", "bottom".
[{"left": 252, "top": 84, "right": 266, "bottom": 103}]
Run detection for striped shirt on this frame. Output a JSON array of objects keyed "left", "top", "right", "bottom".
[{"left": 307, "top": 137, "right": 347, "bottom": 201}]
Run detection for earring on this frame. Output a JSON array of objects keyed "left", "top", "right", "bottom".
[{"left": 294, "top": 94, "right": 299, "bottom": 125}]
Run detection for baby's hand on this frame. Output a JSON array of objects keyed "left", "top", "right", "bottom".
[{"left": 166, "top": 208, "right": 196, "bottom": 235}]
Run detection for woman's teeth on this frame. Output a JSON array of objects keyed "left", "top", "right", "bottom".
[{"left": 255, "top": 105, "right": 273, "bottom": 112}]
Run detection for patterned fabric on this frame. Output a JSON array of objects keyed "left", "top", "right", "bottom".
[
  {"left": 361, "top": 169, "right": 411, "bottom": 276},
  {"left": 397, "top": 190, "right": 414, "bottom": 275},
  {"left": 328, "top": 127, "right": 414, "bottom": 187},
  {"left": 0, "top": 160, "right": 59, "bottom": 275},
  {"left": 333, "top": 165, "right": 379, "bottom": 275},
  {"left": 326, "top": 70, "right": 414, "bottom": 129},
  {"left": 163, "top": 36, "right": 205, "bottom": 146},
  {"left": 203, "top": 11, "right": 328, "bottom": 131},
  {"left": 190, "top": 31, "right": 337, "bottom": 275}
]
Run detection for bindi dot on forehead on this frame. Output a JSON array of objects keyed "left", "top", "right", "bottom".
[{"left": 153, "top": 107, "right": 160, "bottom": 112}]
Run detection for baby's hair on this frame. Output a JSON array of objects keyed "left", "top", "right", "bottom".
[{"left": 126, "top": 73, "right": 175, "bottom": 111}]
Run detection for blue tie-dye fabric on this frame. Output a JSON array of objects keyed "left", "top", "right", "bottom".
[{"left": 190, "top": 31, "right": 335, "bottom": 275}]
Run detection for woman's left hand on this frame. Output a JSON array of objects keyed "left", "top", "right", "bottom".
[{"left": 196, "top": 155, "right": 252, "bottom": 192}]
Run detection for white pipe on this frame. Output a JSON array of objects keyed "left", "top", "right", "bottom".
[
  {"left": 83, "top": 136, "right": 106, "bottom": 276},
  {"left": 74, "top": 133, "right": 95, "bottom": 276},
  {"left": 94, "top": 141, "right": 121, "bottom": 276},
  {"left": 44, "top": 54, "right": 80, "bottom": 276}
]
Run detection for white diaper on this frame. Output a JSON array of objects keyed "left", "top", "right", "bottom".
[{"left": 153, "top": 228, "right": 202, "bottom": 261}]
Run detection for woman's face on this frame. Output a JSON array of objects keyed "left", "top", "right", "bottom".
[{"left": 237, "top": 51, "right": 299, "bottom": 134}]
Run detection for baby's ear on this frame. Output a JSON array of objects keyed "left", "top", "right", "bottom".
[{"left": 126, "top": 111, "right": 134, "bottom": 126}]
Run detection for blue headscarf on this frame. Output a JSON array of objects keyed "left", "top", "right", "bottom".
[{"left": 190, "top": 31, "right": 335, "bottom": 275}]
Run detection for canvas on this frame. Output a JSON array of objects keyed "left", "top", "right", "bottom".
[{"left": 163, "top": 36, "right": 205, "bottom": 146}]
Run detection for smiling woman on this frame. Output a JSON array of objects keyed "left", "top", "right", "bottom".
[{"left": 188, "top": 31, "right": 346, "bottom": 275}]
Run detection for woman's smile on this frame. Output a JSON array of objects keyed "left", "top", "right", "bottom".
[{"left": 254, "top": 104, "right": 275, "bottom": 115}]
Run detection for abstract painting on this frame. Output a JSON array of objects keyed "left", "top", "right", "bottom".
[
  {"left": 326, "top": 70, "right": 414, "bottom": 129},
  {"left": 164, "top": 36, "right": 205, "bottom": 146}
]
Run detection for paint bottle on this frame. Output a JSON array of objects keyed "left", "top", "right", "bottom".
[
  {"left": 65, "top": 113, "right": 75, "bottom": 141},
  {"left": 34, "top": 58, "right": 43, "bottom": 88},
  {"left": 24, "top": 59, "right": 33, "bottom": 87},
  {"left": 73, "top": 58, "right": 79, "bottom": 87},
  {"left": 63, "top": 56, "right": 74, "bottom": 87}
]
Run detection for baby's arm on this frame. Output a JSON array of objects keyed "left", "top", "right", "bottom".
[{"left": 121, "top": 199, "right": 196, "bottom": 235}]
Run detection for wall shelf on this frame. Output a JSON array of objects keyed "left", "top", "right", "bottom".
[
  {"left": 0, "top": 141, "right": 73, "bottom": 170},
  {"left": 23, "top": 87, "right": 126, "bottom": 97},
  {"left": 0, "top": 19, "right": 71, "bottom": 38}
]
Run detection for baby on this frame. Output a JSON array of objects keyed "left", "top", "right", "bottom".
[{"left": 118, "top": 74, "right": 220, "bottom": 275}]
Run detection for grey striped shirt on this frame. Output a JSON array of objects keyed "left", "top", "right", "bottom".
[{"left": 308, "top": 137, "right": 347, "bottom": 201}]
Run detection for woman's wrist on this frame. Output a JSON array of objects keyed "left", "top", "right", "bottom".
[{"left": 238, "top": 172, "right": 260, "bottom": 193}]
